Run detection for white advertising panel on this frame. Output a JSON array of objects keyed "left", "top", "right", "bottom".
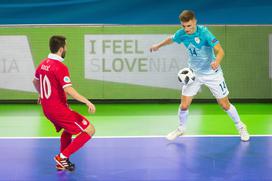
[
  {"left": 0, "top": 36, "right": 35, "bottom": 92},
  {"left": 85, "top": 35, "right": 188, "bottom": 89}
]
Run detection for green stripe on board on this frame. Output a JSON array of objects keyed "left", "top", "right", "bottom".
[{"left": 0, "top": 103, "right": 271, "bottom": 137}]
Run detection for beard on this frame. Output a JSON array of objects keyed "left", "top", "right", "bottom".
[{"left": 61, "top": 51, "right": 66, "bottom": 59}]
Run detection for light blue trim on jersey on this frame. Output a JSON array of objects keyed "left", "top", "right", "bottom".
[{"left": 172, "top": 25, "right": 221, "bottom": 75}]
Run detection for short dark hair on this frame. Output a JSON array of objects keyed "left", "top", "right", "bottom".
[
  {"left": 49, "top": 35, "right": 66, "bottom": 53},
  {"left": 179, "top": 10, "right": 195, "bottom": 22}
]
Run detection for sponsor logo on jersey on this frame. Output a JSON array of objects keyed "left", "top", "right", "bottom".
[{"left": 63, "top": 76, "right": 71, "bottom": 83}]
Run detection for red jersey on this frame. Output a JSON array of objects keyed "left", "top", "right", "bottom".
[
  {"left": 34, "top": 54, "right": 72, "bottom": 112},
  {"left": 34, "top": 54, "right": 90, "bottom": 134}
]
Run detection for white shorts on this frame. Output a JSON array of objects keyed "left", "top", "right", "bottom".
[{"left": 182, "top": 72, "right": 229, "bottom": 99}]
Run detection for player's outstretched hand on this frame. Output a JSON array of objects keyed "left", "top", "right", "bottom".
[
  {"left": 86, "top": 102, "right": 96, "bottom": 114},
  {"left": 150, "top": 44, "right": 160, "bottom": 52}
]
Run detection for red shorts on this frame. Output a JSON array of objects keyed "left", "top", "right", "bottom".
[{"left": 43, "top": 107, "right": 90, "bottom": 135}]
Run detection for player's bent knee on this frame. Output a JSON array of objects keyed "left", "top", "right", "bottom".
[
  {"left": 223, "top": 105, "right": 230, "bottom": 111},
  {"left": 217, "top": 97, "right": 230, "bottom": 111},
  {"left": 84, "top": 124, "right": 95, "bottom": 136},
  {"left": 218, "top": 102, "right": 229, "bottom": 111},
  {"left": 217, "top": 100, "right": 230, "bottom": 110},
  {"left": 180, "top": 104, "right": 189, "bottom": 110}
]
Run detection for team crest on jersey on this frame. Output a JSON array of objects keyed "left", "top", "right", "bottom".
[
  {"left": 194, "top": 37, "right": 200, "bottom": 44},
  {"left": 63, "top": 76, "right": 71, "bottom": 83}
]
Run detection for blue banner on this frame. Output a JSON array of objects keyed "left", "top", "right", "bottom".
[{"left": 0, "top": 0, "right": 271, "bottom": 24}]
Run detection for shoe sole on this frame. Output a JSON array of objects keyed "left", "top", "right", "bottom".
[
  {"left": 56, "top": 167, "right": 65, "bottom": 171},
  {"left": 56, "top": 166, "right": 75, "bottom": 172},
  {"left": 166, "top": 134, "right": 183, "bottom": 141},
  {"left": 241, "top": 137, "right": 250, "bottom": 142}
]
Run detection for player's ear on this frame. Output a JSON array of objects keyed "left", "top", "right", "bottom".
[{"left": 58, "top": 47, "right": 64, "bottom": 53}]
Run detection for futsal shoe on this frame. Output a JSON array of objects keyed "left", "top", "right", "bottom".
[
  {"left": 237, "top": 123, "right": 250, "bottom": 142},
  {"left": 56, "top": 164, "right": 65, "bottom": 171},
  {"left": 54, "top": 154, "right": 75, "bottom": 171},
  {"left": 56, "top": 159, "right": 75, "bottom": 171},
  {"left": 166, "top": 126, "right": 185, "bottom": 141},
  {"left": 67, "top": 158, "right": 75, "bottom": 170}
]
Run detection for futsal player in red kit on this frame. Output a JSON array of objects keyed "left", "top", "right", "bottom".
[{"left": 33, "top": 35, "right": 96, "bottom": 171}]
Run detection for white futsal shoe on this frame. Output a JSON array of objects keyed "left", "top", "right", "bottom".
[
  {"left": 237, "top": 123, "right": 250, "bottom": 142},
  {"left": 166, "top": 126, "right": 185, "bottom": 141}
]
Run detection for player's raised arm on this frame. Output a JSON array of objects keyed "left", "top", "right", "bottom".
[
  {"left": 150, "top": 36, "right": 173, "bottom": 52},
  {"left": 211, "top": 43, "right": 225, "bottom": 70},
  {"left": 64, "top": 86, "right": 96, "bottom": 114}
]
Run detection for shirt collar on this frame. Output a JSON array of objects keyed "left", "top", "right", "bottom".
[{"left": 48, "top": 53, "right": 64, "bottom": 62}]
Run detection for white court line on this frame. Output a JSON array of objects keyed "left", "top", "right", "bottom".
[{"left": 0, "top": 135, "right": 272, "bottom": 139}]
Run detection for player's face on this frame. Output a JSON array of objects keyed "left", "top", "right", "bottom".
[{"left": 182, "top": 19, "right": 197, "bottom": 34}]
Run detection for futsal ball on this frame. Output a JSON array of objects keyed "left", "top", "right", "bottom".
[{"left": 177, "top": 68, "right": 195, "bottom": 85}]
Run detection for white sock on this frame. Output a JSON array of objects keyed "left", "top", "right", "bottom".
[
  {"left": 178, "top": 108, "right": 189, "bottom": 127},
  {"left": 226, "top": 104, "right": 243, "bottom": 128},
  {"left": 60, "top": 153, "right": 67, "bottom": 159}
]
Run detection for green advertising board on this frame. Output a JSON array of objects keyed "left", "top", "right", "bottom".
[{"left": 0, "top": 25, "right": 271, "bottom": 100}]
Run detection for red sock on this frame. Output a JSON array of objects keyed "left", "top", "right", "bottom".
[
  {"left": 62, "top": 132, "right": 91, "bottom": 158},
  {"left": 60, "top": 131, "right": 72, "bottom": 152}
]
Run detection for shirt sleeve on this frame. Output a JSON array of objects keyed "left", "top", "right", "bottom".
[
  {"left": 56, "top": 64, "right": 72, "bottom": 89},
  {"left": 171, "top": 29, "right": 183, "bottom": 44},
  {"left": 204, "top": 27, "right": 219, "bottom": 47}
]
